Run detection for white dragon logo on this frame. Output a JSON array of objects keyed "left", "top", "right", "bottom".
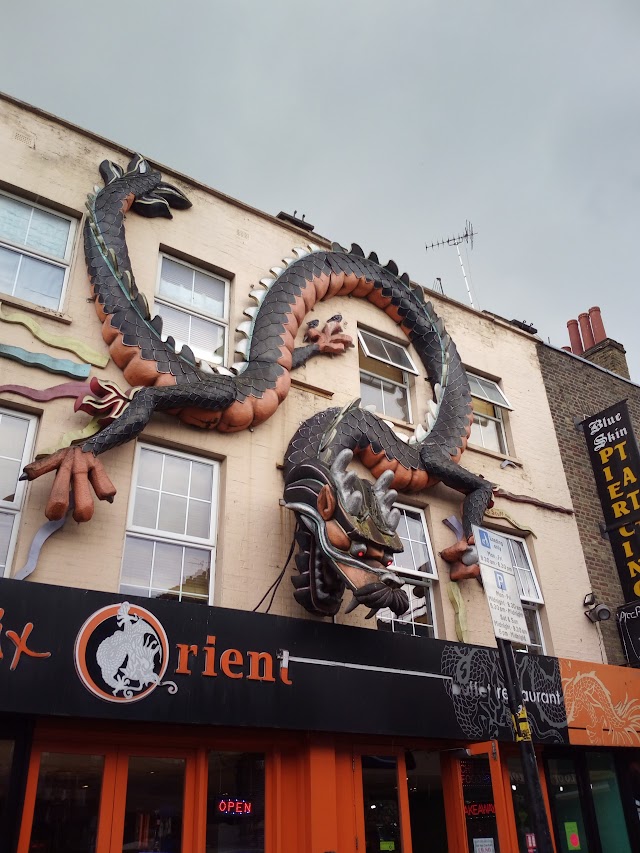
[{"left": 96, "top": 601, "right": 177, "bottom": 699}]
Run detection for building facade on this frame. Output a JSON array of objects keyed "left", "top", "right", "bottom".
[{"left": 0, "top": 93, "right": 638, "bottom": 853}]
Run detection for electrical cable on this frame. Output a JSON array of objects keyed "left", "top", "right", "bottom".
[{"left": 252, "top": 531, "right": 297, "bottom": 613}]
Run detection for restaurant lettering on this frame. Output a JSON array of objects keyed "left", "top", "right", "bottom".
[
  {"left": 0, "top": 607, "right": 50, "bottom": 671},
  {"left": 581, "top": 401, "right": 640, "bottom": 602}
]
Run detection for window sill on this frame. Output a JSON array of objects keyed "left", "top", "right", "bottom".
[
  {"left": 466, "top": 442, "right": 523, "bottom": 467},
  {"left": 0, "top": 294, "right": 72, "bottom": 325}
]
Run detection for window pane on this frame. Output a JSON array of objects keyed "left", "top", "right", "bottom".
[
  {"left": 405, "top": 511, "right": 427, "bottom": 543},
  {"left": 162, "top": 454, "right": 190, "bottom": 497},
  {"left": 193, "top": 269, "right": 225, "bottom": 317},
  {"left": 158, "top": 493, "right": 188, "bottom": 535},
  {"left": 29, "top": 752, "right": 104, "bottom": 853},
  {"left": 137, "top": 448, "right": 163, "bottom": 490},
  {"left": 15, "top": 254, "right": 65, "bottom": 309},
  {"left": 0, "top": 458, "right": 20, "bottom": 503},
  {"left": 476, "top": 376, "right": 510, "bottom": 407},
  {"left": 359, "top": 371, "right": 384, "bottom": 414},
  {"left": 183, "top": 547, "right": 211, "bottom": 600},
  {"left": 156, "top": 301, "right": 191, "bottom": 345},
  {"left": 121, "top": 536, "right": 153, "bottom": 589},
  {"left": 381, "top": 378, "right": 410, "bottom": 421},
  {"left": 0, "top": 411, "right": 30, "bottom": 505},
  {"left": 159, "top": 257, "right": 194, "bottom": 304},
  {"left": 187, "top": 498, "right": 211, "bottom": 539},
  {"left": 132, "top": 487, "right": 159, "bottom": 529},
  {"left": 122, "top": 756, "right": 184, "bottom": 853},
  {"left": 27, "top": 208, "right": 70, "bottom": 259},
  {"left": 0, "top": 245, "right": 20, "bottom": 294},
  {"left": 0, "top": 511, "right": 15, "bottom": 572},
  {"left": 152, "top": 541, "right": 184, "bottom": 592},
  {"left": 190, "top": 461, "right": 213, "bottom": 500},
  {"left": 381, "top": 338, "right": 415, "bottom": 371},
  {"left": 467, "top": 374, "right": 485, "bottom": 398},
  {"left": 206, "top": 752, "right": 265, "bottom": 853},
  {"left": 472, "top": 415, "right": 503, "bottom": 453},
  {"left": 360, "top": 330, "right": 388, "bottom": 360},
  {"left": 0, "top": 195, "right": 31, "bottom": 245},
  {"left": 188, "top": 314, "right": 225, "bottom": 363}
]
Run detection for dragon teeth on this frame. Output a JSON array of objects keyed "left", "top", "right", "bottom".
[
  {"left": 307, "top": 242, "right": 321, "bottom": 253},
  {"left": 292, "top": 247, "right": 308, "bottom": 258},
  {"left": 249, "top": 289, "right": 267, "bottom": 304},
  {"left": 427, "top": 399, "right": 439, "bottom": 418},
  {"left": 243, "top": 306, "right": 258, "bottom": 319},
  {"left": 259, "top": 277, "right": 275, "bottom": 289},
  {"left": 282, "top": 257, "right": 295, "bottom": 267},
  {"left": 434, "top": 382, "right": 443, "bottom": 401},
  {"left": 230, "top": 361, "right": 248, "bottom": 374},
  {"left": 426, "top": 412, "right": 436, "bottom": 431},
  {"left": 270, "top": 266, "right": 285, "bottom": 278}
]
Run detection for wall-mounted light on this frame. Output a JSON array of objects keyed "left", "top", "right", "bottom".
[{"left": 583, "top": 593, "right": 611, "bottom": 623}]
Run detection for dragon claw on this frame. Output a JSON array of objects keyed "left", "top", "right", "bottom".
[
  {"left": 22, "top": 446, "right": 116, "bottom": 523},
  {"left": 304, "top": 317, "right": 354, "bottom": 355}
]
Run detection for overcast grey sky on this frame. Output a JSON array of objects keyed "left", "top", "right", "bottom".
[{"left": 2, "top": 1, "right": 638, "bottom": 378}]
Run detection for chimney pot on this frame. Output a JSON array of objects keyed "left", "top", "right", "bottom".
[
  {"left": 561, "top": 346, "right": 572, "bottom": 352},
  {"left": 567, "top": 319, "right": 583, "bottom": 355},
  {"left": 578, "top": 312, "right": 596, "bottom": 351},
  {"left": 588, "top": 306, "right": 607, "bottom": 344}
]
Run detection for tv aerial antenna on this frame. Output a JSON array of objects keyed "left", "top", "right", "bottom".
[{"left": 425, "top": 220, "right": 477, "bottom": 308}]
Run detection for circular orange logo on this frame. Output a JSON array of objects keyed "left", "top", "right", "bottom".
[{"left": 74, "top": 601, "right": 176, "bottom": 703}]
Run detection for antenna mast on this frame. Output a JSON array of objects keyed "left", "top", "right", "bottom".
[{"left": 426, "top": 220, "right": 477, "bottom": 308}]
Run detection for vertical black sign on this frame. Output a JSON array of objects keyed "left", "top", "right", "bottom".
[
  {"left": 618, "top": 601, "right": 640, "bottom": 667},
  {"left": 581, "top": 400, "right": 640, "bottom": 602}
]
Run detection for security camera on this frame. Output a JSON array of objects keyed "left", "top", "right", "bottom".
[{"left": 585, "top": 603, "right": 611, "bottom": 623}]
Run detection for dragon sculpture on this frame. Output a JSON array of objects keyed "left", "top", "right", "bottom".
[{"left": 22, "top": 155, "right": 494, "bottom": 619}]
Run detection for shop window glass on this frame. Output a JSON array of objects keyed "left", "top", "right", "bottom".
[
  {"left": 546, "top": 756, "right": 591, "bottom": 853},
  {"left": 406, "top": 751, "right": 448, "bottom": 852},
  {"left": 508, "top": 755, "right": 534, "bottom": 853},
  {"left": 206, "top": 752, "right": 265, "bottom": 853},
  {"left": 121, "top": 755, "right": 185, "bottom": 853},
  {"left": 461, "top": 755, "right": 500, "bottom": 852},
  {"left": 0, "top": 740, "right": 14, "bottom": 826},
  {"left": 361, "top": 755, "right": 402, "bottom": 853},
  {"left": 586, "top": 751, "right": 632, "bottom": 853},
  {"left": 29, "top": 752, "right": 104, "bottom": 853},
  {"left": 358, "top": 329, "right": 416, "bottom": 423}
]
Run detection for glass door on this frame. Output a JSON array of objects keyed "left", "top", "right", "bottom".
[
  {"left": 460, "top": 742, "right": 512, "bottom": 853},
  {"left": 360, "top": 755, "right": 404, "bottom": 853}
]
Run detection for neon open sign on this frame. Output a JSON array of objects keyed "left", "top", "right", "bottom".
[{"left": 217, "top": 798, "right": 252, "bottom": 815}]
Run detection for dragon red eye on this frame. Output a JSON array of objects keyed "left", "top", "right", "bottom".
[
  {"left": 386, "top": 559, "right": 393, "bottom": 566},
  {"left": 358, "top": 550, "right": 365, "bottom": 558}
]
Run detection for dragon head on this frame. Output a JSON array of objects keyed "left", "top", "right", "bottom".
[{"left": 284, "top": 449, "right": 409, "bottom": 619}]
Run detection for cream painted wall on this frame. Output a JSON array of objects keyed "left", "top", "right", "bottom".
[{"left": 0, "top": 95, "right": 603, "bottom": 665}]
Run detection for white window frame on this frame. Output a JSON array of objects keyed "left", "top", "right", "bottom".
[
  {"left": 122, "top": 442, "right": 220, "bottom": 605},
  {"left": 0, "top": 408, "right": 38, "bottom": 577},
  {"left": 358, "top": 330, "right": 416, "bottom": 423},
  {"left": 0, "top": 190, "right": 76, "bottom": 311},
  {"left": 487, "top": 528, "right": 546, "bottom": 655},
  {"left": 376, "top": 505, "right": 439, "bottom": 638},
  {"left": 154, "top": 253, "right": 230, "bottom": 367},
  {"left": 467, "top": 372, "right": 512, "bottom": 454}
]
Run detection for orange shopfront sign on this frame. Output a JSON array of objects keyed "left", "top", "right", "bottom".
[{"left": 560, "top": 656, "right": 640, "bottom": 746}]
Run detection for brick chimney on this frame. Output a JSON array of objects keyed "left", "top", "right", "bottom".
[{"left": 565, "top": 307, "right": 630, "bottom": 379}]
